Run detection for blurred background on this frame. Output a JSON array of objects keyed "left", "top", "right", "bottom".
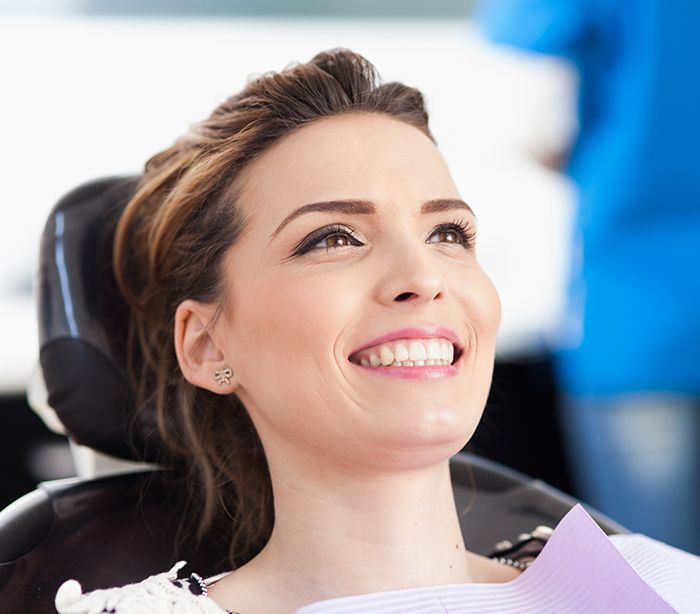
[{"left": 5, "top": 0, "right": 696, "bottom": 554}]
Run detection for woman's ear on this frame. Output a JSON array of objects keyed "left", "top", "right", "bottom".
[{"left": 174, "top": 299, "right": 238, "bottom": 394}]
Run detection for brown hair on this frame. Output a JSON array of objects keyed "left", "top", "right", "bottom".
[{"left": 113, "top": 48, "right": 434, "bottom": 566}]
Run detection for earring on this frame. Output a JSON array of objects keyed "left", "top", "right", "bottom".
[{"left": 213, "top": 367, "right": 233, "bottom": 387}]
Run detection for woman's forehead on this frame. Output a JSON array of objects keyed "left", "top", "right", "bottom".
[{"left": 235, "top": 113, "right": 456, "bottom": 224}]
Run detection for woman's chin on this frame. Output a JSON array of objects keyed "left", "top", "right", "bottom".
[{"left": 368, "top": 408, "right": 482, "bottom": 465}]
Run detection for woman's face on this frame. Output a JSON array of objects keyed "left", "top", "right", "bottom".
[{"left": 216, "top": 113, "right": 500, "bottom": 470}]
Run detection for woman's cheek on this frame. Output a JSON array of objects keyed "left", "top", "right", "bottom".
[
  {"left": 239, "top": 271, "right": 347, "bottom": 369},
  {"left": 464, "top": 268, "right": 501, "bottom": 338}
]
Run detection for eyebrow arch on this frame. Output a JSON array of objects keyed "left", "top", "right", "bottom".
[{"left": 270, "top": 198, "right": 474, "bottom": 239}]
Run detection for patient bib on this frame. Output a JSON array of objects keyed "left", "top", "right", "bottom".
[{"left": 295, "top": 505, "right": 680, "bottom": 613}]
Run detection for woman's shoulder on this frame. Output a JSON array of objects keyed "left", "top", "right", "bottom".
[{"left": 54, "top": 561, "right": 233, "bottom": 614}]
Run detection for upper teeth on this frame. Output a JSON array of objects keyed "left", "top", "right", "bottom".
[{"left": 353, "top": 338, "right": 455, "bottom": 368}]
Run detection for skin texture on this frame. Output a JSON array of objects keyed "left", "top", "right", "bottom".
[{"left": 174, "top": 113, "right": 508, "bottom": 613}]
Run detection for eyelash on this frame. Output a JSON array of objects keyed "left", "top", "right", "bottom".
[{"left": 292, "top": 219, "right": 476, "bottom": 257}]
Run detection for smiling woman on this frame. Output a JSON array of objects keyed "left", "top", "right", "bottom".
[
  {"left": 53, "top": 49, "right": 700, "bottom": 614},
  {"left": 109, "top": 50, "right": 500, "bottom": 572}
]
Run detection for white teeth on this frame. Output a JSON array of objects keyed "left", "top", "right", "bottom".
[
  {"left": 427, "top": 339, "right": 442, "bottom": 360},
  {"left": 440, "top": 341, "right": 451, "bottom": 362},
  {"left": 408, "top": 340, "right": 427, "bottom": 361},
  {"left": 394, "top": 343, "right": 409, "bottom": 362},
  {"left": 379, "top": 346, "right": 394, "bottom": 366},
  {"left": 354, "top": 338, "right": 457, "bottom": 368}
]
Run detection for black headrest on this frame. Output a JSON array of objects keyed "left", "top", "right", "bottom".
[{"left": 38, "top": 176, "right": 162, "bottom": 462}]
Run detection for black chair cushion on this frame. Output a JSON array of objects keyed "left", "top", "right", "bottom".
[{"left": 38, "top": 176, "right": 163, "bottom": 461}]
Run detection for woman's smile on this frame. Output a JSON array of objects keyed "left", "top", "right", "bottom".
[{"left": 348, "top": 325, "right": 464, "bottom": 379}]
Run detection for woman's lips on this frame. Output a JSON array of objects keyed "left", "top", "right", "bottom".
[{"left": 347, "top": 325, "right": 464, "bottom": 378}]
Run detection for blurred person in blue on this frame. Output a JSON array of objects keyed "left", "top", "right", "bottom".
[{"left": 478, "top": 0, "right": 700, "bottom": 554}]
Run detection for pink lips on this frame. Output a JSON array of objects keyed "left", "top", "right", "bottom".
[{"left": 348, "top": 325, "right": 463, "bottom": 380}]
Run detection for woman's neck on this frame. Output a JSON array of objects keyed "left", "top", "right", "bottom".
[{"left": 215, "top": 456, "right": 475, "bottom": 613}]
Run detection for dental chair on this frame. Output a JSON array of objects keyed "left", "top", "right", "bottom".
[{"left": 0, "top": 177, "right": 628, "bottom": 614}]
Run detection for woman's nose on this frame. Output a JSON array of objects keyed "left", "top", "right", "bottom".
[{"left": 375, "top": 251, "right": 447, "bottom": 306}]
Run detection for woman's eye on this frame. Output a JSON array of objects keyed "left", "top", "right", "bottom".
[
  {"left": 321, "top": 233, "right": 354, "bottom": 249},
  {"left": 426, "top": 222, "right": 475, "bottom": 249},
  {"left": 428, "top": 229, "right": 462, "bottom": 244},
  {"left": 293, "top": 225, "right": 364, "bottom": 256}
]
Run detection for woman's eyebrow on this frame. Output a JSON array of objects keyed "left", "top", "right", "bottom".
[{"left": 269, "top": 198, "right": 474, "bottom": 240}]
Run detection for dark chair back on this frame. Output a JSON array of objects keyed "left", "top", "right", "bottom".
[{"left": 36, "top": 176, "right": 163, "bottom": 461}]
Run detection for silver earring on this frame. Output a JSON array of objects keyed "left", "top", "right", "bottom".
[{"left": 213, "top": 367, "right": 233, "bottom": 386}]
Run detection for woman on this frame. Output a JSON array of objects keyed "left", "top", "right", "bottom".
[{"left": 55, "top": 49, "right": 699, "bottom": 613}]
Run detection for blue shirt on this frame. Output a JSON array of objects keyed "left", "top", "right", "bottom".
[{"left": 479, "top": 0, "right": 700, "bottom": 396}]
